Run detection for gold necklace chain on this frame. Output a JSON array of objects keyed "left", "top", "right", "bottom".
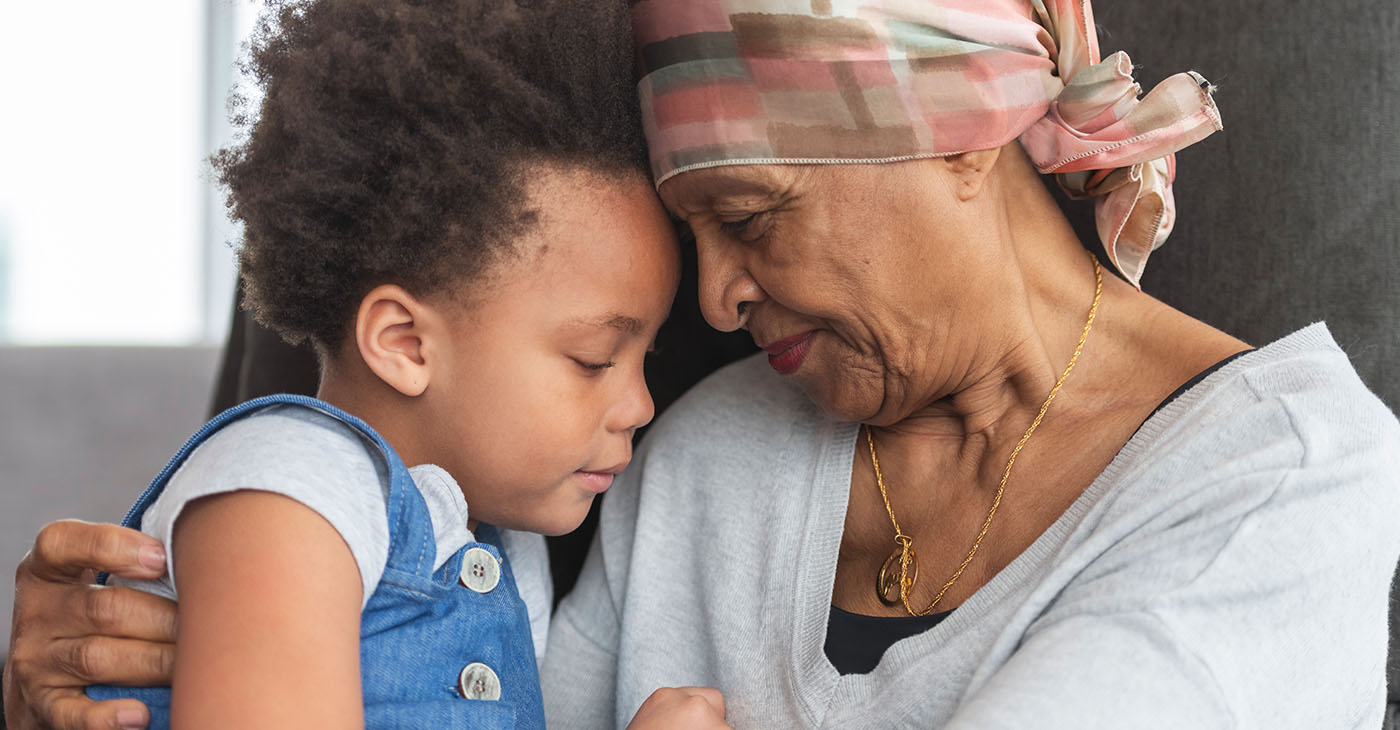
[{"left": 866, "top": 252, "right": 1102, "bottom": 616}]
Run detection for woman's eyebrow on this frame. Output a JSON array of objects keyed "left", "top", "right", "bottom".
[{"left": 569, "top": 313, "right": 646, "bottom": 335}]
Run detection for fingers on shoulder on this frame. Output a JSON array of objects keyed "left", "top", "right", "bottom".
[
  {"left": 29, "top": 521, "right": 163, "bottom": 581},
  {"left": 70, "top": 586, "right": 177, "bottom": 640},
  {"left": 42, "top": 689, "right": 151, "bottom": 730},
  {"left": 52, "top": 637, "right": 176, "bottom": 685}
]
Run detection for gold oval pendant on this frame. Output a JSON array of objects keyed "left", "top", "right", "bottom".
[{"left": 875, "top": 547, "right": 918, "bottom": 606}]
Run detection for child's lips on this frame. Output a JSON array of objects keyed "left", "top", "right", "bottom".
[{"left": 575, "top": 461, "right": 627, "bottom": 493}]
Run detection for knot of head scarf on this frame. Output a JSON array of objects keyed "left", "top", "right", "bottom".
[{"left": 632, "top": 0, "right": 1222, "bottom": 287}]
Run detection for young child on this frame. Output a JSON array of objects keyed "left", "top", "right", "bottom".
[{"left": 84, "top": 0, "right": 727, "bottom": 728}]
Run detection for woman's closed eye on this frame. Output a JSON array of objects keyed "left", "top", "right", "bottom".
[
  {"left": 718, "top": 211, "right": 769, "bottom": 240},
  {"left": 718, "top": 214, "right": 755, "bottom": 238}
]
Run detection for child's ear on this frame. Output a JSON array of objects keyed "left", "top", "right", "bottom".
[{"left": 355, "top": 284, "right": 433, "bottom": 397}]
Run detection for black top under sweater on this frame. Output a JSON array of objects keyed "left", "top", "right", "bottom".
[{"left": 824, "top": 349, "right": 1254, "bottom": 675}]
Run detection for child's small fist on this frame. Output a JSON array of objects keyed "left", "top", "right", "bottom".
[{"left": 626, "top": 686, "right": 731, "bottom": 730}]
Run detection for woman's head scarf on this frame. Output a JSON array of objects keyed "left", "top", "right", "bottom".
[{"left": 632, "top": 0, "right": 1222, "bottom": 286}]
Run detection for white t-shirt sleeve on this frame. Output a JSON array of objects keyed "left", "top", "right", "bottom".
[{"left": 118, "top": 405, "right": 391, "bottom": 609}]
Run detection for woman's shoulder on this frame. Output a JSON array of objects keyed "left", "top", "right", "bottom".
[
  {"left": 1099, "top": 322, "right": 1399, "bottom": 543},
  {"left": 1243, "top": 323, "right": 1394, "bottom": 439},
  {"left": 1148, "top": 322, "right": 1399, "bottom": 465},
  {"left": 1047, "top": 325, "right": 1400, "bottom": 716}
]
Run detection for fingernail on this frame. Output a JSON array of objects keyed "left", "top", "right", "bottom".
[
  {"left": 116, "top": 707, "right": 147, "bottom": 729},
  {"left": 138, "top": 544, "right": 167, "bottom": 573}
]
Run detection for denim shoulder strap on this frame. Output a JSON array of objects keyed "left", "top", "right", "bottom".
[{"left": 105, "top": 394, "right": 438, "bottom": 583}]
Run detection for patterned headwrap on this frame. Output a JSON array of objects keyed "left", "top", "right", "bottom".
[{"left": 632, "top": 0, "right": 1222, "bottom": 286}]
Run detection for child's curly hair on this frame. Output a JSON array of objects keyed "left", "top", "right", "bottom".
[{"left": 215, "top": 0, "right": 648, "bottom": 351}]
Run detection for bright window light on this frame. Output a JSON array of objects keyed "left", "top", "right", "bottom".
[{"left": 0, "top": 2, "right": 263, "bottom": 345}]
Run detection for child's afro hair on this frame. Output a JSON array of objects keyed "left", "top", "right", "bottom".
[{"left": 215, "top": 0, "right": 649, "bottom": 351}]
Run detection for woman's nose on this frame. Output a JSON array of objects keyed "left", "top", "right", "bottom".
[{"left": 695, "top": 236, "right": 764, "bottom": 332}]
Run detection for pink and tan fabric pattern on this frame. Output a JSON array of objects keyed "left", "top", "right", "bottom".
[{"left": 632, "top": 0, "right": 1223, "bottom": 286}]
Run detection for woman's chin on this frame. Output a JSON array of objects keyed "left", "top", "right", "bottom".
[{"left": 798, "top": 376, "right": 883, "bottom": 425}]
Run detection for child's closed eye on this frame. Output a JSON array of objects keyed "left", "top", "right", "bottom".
[{"left": 574, "top": 358, "right": 616, "bottom": 372}]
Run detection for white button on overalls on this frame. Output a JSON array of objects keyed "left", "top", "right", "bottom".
[
  {"left": 457, "top": 662, "right": 502, "bottom": 701},
  {"left": 458, "top": 547, "right": 501, "bottom": 593}
]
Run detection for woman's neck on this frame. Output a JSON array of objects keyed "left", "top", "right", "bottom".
[
  {"left": 871, "top": 145, "right": 1130, "bottom": 479},
  {"left": 878, "top": 255, "right": 1245, "bottom": 489}
]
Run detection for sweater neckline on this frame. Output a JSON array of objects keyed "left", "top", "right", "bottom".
[{"left": 787, "top": 322, "right": 1337, "bottom": 721}]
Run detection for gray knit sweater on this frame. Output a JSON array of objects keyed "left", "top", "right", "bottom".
[{"left": 542, "top": 324, "right": 1400, "bottom": 729}]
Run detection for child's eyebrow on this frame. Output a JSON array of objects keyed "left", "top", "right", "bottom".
[{"left": 571, "top": 313, "right": 645, "bottom": 336}]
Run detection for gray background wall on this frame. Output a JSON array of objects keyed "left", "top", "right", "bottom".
[{"left": 0, "top": 347, "right": 219, "bottom": 655}]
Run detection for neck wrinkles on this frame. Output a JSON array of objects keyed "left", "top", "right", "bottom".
[{"left": 871, "top": 249, "right": 1101, "bottom": 480}]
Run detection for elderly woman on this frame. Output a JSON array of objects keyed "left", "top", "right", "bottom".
[
  {"left": 6, "top": 0, "right": 1399, "bottom": 728},
  {"left": 537, "top": 1, "right": 1400, "bottom": 727}
]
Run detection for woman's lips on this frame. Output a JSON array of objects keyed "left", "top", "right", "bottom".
[{"left": 762, "top": 331, "right": 815, "bottom": 375}]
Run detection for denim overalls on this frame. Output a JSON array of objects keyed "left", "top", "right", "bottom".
[{"left": 88, "top": 394, "right": 546, "bottom": 729}]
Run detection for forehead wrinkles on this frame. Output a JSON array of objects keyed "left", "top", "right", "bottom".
[{"left": 662, "top": 165, "right": 804, "bottom": 217}]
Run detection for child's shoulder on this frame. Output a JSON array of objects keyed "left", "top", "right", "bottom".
[
  {"left": 182, "top": 403, "right": 387, "bottom": 486},
  {"left": 130, "top": 403, "right": 392, "bottom": 607}
]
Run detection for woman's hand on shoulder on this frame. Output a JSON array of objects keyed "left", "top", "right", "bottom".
[
  {"left": 5, "top": 519, "right": 175, "bottom": 730},
  {"left": 626, "top": 686, "right": 731, "bottom": 730}
]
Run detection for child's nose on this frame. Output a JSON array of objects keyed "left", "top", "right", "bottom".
[{"left": 612, "top": 372, "right": 655, "bottom": 434}]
